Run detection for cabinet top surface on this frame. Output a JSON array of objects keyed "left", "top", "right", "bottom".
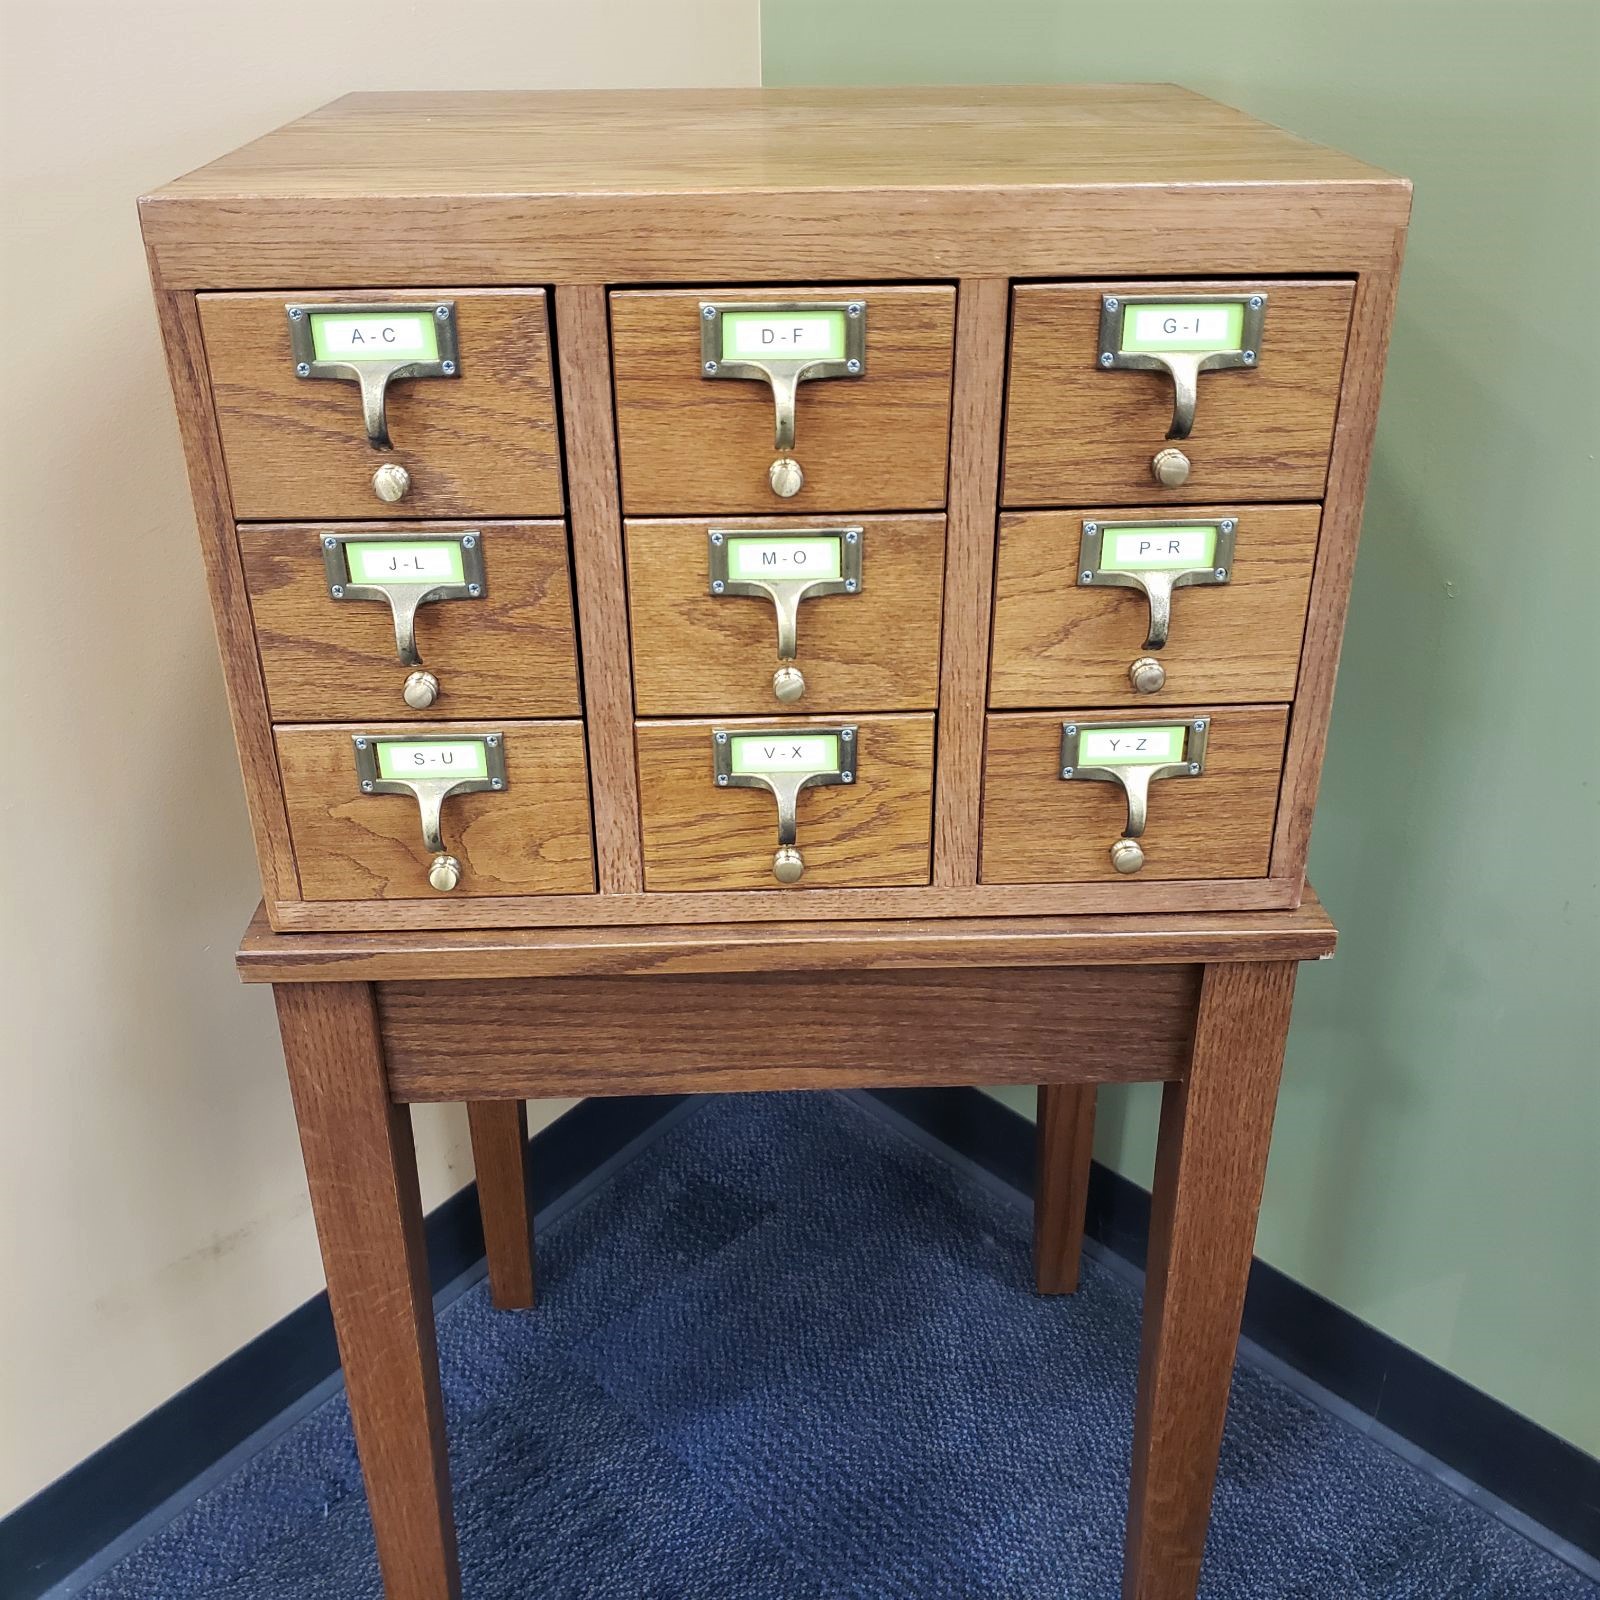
[{"left": 145, "top": 85, "right": 1405, "bottom": 202}]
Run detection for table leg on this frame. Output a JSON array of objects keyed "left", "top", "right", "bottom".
[
  {"left": 1034, "top": 1083, "right": 1096, "bottom": 1293},
  {"left": 1122, "top": 960, "right": 1297, "bottom": 1600},
  {"left": 467, "top": 1100, "right": 537, "bottom": 1309},
  {"left": 275, "top": 982, "right": 462, "bottom": 1600}
]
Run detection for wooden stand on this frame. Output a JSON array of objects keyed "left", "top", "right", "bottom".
[{"left": 240, "top": 893, "right": 1334, "bottom": 1600}]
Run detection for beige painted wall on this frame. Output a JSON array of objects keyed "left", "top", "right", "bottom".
[{"left": 0, "top": 0, "right": 760, "bottom": 1517}]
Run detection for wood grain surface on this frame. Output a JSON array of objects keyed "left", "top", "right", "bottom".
[
  {"left": 1124, "top": 960, "right": 1297, "bottom": 1599},
  {"left": 377, "top": 966, "right": 1200, "bottom": 1100},
  {"left": 624, "top": 515, "right": 945, "bottom": 715},
  {"left": 199, "top": 289, "right": 562, "bottom": 519},
  {"left": 980, "top": 707, "right": 1289, "bottom": 884},
  {"left": 242, "top": 520, "right": 579, "bottom": 721},
  {"left": 990, "top": 506, "right": 1319, "bottom": 708},
  {"left": 1003, "top": 281, "right": 1355, "bottom": 507},
  {"left": 610, "top": 286, "right": 955, "bottom": 514},
  {"left": 237, "top": 891, "right": 1337, "bottom": 982},
  {"left": 636, "top": 713, "right": 934, "bottom": 892},
  {"left": 277, "top": 721, "right": 594, "bottom": 900},
  {"left": 1035, "top": 1084, "right": 1097, "bottom": 1295},
  {"left": 466, "top": 1101, "right": 537, "bottom": 1310}
]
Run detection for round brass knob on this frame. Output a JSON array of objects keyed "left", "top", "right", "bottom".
[
  {"left": 372, "top": 462, "right": 412, "bottom": 503},
  {"left": 1110, "top": 838, "right": 1145, "bottom": 875},
  {"left": 1151, "top": 448, "right": 1191, "bottom": 488},
  {"left": 403, "top": 670, "right": 440, "bottom": 710},
  {"left": 768, "top": 457, "right": 804, "bottom": 498},
  {"left": 773, "top": 665, "right": 805, "bottom": 703},
  {"left": 1128, "top": 656, "right": 1166, "bottom": 695},
  {"left": 773, "top": 846, "right": 804, "bottom": 884},
  {"left": 428, "top": 853, "right": 463, "bottom": 892}
]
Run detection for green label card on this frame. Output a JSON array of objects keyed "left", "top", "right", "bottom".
[
  {"left": 1120, "top": 302, "right": 1244, "bottom": 354},
  {"left": 721, "top": 310, "right": 846, "bottom": 362},
  {"left": 1078, "top": 726, "right": 1186, "bottom": 767},
  {"left": 376, "top": 741, "right": 489, "bottom": 782},
  {"left": 729, "top": 733, "right": 841, "bottom": 776},
  {"left": 346, "top": 541, "right": 465, "bottom": 586},
  {"left": 727, "top": 536, "right": 843, "bottom": 583},
  {"left": 1103, "top": 526, "right": 1218, "bottom": 571},
  {"left": 311, "top": 312, "right": 439, "bottom": 363}
]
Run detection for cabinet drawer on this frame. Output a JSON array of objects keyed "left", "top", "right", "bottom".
[
  {"left": 200, "top": 289, "right": 562, "bottom": 519},
  {"left": 610, "top": 287, "right": 955, "bottom": 514},
  {"left": 243, "top": 522, "right": 580, "bottom": 722},
  {"left": 980, "top": 707, "right": 1287, "bottom": 883},
  {"left": 277, "top": 721, "right": 594, "bottom": 900},
  {"left": 625, "top": 515, "right": 945, "bottom": 716},
  {"left": 1003, "top": 281, "right": 1353, "bottom": 507},
  {"left": 990, "top": 506, "right": 1318, "bottom": 708},
  {"left": 637, "top": 713, "right": 934, "bottom": 891}
]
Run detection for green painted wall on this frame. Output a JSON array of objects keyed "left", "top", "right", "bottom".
[{"left": 763, "top": 1, "right": 1600, "bottom": 1453}]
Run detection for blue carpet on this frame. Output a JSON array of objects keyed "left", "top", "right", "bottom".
[{"left": 81, "top": 1093, "right": 1594, "bottom": 1599}]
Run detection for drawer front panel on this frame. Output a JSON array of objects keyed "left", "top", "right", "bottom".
[
  {"left": 1003, "top": 281, "right": 1353, "bottom": 506},
  {"left": 637, "top": 713, "right": 934, "bottom": 891},
  {"left": 278, "top": 721, "right": 595, "bottom": 900},
  {"left": 244, "top": 522, "right": 581, "bottom": 721},
  {"left": 990, "top": 505, "right": 1318, "bottom": 708},
  {"left": 980, "top": 707, "right": 1288, "bottom": 883},
  {"left": 200, "top": 289, "right": 563, "bottom": 519},
  {"left": 625, "top": 515, "right": 945, "bottom": 716},
  {"left": 610, "top": 287, "right": 955, "bottom": 514}
]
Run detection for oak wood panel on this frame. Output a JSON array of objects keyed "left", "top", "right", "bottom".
[
  {"left": 625, "top": 515, "right": 945, "bottom": 715},
  {"left": 980, "top": 707, "right": 1289, "bottom": 884},
  {"left": 554, "top": 285, "right": 645, "bottom": 896},
  {"left": 934, "top": 278, "right": 1009, "bottom": 888},
  {"left": 1124, "top": 960, "right": 1297, "bottom": 1599},
  {"left": 1003, "top": 281, "right": 1355, "bottom": 507},
  {"left": 1272, "top": 259, "right": 1405, "bottom": 882},
  {"left": 466, "top": 1101, "right": 536, "bottom": 1311},
  {"left": 274, "top": 982, "right": 460, "bottom": 1599},
  {"left": 139, "top": 89, "right": 1410, "bottom": 287},
  {"left": 611, "top": 286, "right": 955, "bottom": 514},
  {"left": 242, "top": 521, "right": 580, "bottom": 721},
  {"left": 199, "top": 288, "right": 561, "bottom": 519},
  {"left": 276, "top": 721, "right": 594, "bottom": 900},
  {"left": 149, "top": 282, "right": 300, "bottom": 904},
  {"left": 378, "top": 966, "right": 1200, "bottom": 1100},
  {"left": 237, "top": 891, "right": 1337, "bottom": 982},
  {"left": 990, "top": 506, "right": 1319, "bottom": 709},
  {"left": 1035, "top": 1084, "right": 1097, "bottom": 1296},
  {"left": 637, "top": 713, "right": 934, "bottom": 892}
]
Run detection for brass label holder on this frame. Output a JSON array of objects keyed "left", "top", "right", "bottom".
[
  {"left": 1059, "top": 719, "right": 1209, "bottom": 874},
  {"left": 353, "top": 731, "right": 506, "bottom": 893},
  {"left": 1077, "top": 518, "right": 1236, "bottom": 653},
  {"left": 288, "top": 301, "right": 460, "bottom": 450},
  {"left": 708, "top": 526, "right": 864, "bottom": 703},
  {"left": 1096, "top": 294, "right": 1266, "bottom": 441},
  {"left": 712, "top": 724, "right": 857, "bottom": 884}
]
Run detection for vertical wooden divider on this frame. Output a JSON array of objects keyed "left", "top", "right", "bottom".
[
  {"left": 554, "top": 284, "right": 645, "bottom": 894},
  {"left": 933, "top": 277, "right": 1009, "bottom": 887}
]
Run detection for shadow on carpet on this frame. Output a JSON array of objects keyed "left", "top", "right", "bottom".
[{"left": 82, "top": 1092, "right": 1595, "bottom": 1599}]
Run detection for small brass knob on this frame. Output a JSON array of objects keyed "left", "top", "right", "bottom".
[
  {"left": 1129, "top": 657, "right": 1166, "bottom": 695},
  {"left": 372, "top": 462, "right": 412, "bottom": 503},
  {"left": 773, "top": 846, "right": 804, "bottom": 884},
  {"left": 428, "top": 853, "right": 462, "bottom": 892},
  {"left": 768, "top": 457, "right": 804, "bottom": 498},
  {"left": 773, "top": 665, "right": 805, "bottom": 703},
  {"left": 1151, "top": 448, "right": 1191, "bottom": 488},
  {"left": 1110, "top": 838, "right": 1145, "bottom": 875},
  {"left": 402, "top": 670, "right": 439, "bottom": 710}
]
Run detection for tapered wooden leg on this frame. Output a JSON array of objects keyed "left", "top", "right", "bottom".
[
  {"left": 1123, "top": 961, "right": 1298, "bottom": 1600},
  {"left": 467, "top": 1100, "right": 537, "bottom": 1309},
  {"left": 275, "top": 982, "right": 461, "bottom": 1600},
  {"left": 1034, "top": 1083, "right": 1096, "bottom": 1293}
]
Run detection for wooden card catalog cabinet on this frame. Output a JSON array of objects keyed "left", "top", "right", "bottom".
[{"left": 140, "top": 87, "right": 1408, "bottom": 931}]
